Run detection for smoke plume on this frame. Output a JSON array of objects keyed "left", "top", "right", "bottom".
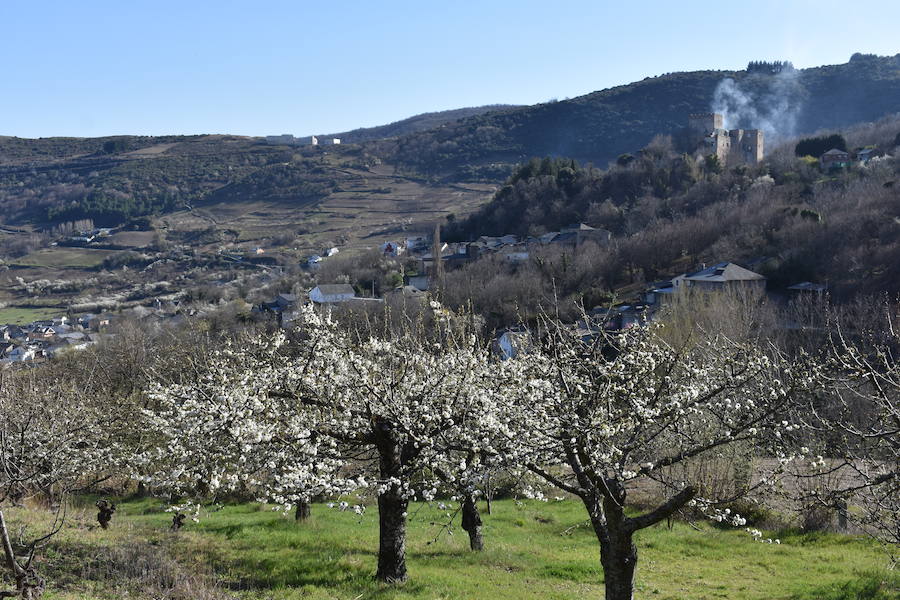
[{"left": 711, "top": 69, "right": 804, "bottom": 149}]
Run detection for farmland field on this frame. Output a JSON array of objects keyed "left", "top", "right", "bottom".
[
  {"left": 0, "top": 305, "right": 64, "bottom": 324},
  {"left": 10, "top": 247, "right": 118, "bottom": 269},
  {"left": 105, "top": 230, "right": 157, "bottom": 248},
  {"left": 17, "top": 498, "right": 896, "bottom": 600}
]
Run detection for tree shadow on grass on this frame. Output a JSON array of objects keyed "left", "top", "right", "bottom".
[
  {"left": 197, "top": 533, "right": 434, "bottom": 595},
  {"left": 192, "top": 516, "right": 474, "bottom": 594},
  {"left": 788, "top": 570, "right": 899, "bottom": 600},
  {"left": 215, "top": 545, "right": 374, "bottom": 589}
]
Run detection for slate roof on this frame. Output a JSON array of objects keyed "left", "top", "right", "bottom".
[
  {"left": 314, "top": 284, "right": 355, "bottom": 296},
  {"left": 684, "top": 262, "right": 765, "bottom": 283}
]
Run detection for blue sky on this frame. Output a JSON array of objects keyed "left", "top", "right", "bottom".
[{"left": 3, "top": 0, "right": 899, "bottom": 138}]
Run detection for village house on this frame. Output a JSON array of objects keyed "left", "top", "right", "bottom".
[
  {"left": 856, "top": 148, "right": 881, "bottom": 163},
  {"left": 405, "top": 236, "right": 429, "bottom": 253},
  {"left": 385, "top": 285, "right": 428, "bottom": 306},
  {"left": 274, "top": 293, "right": 296, "bottom": 310},
  {"left": 87, "top": 313, "right": 115, "bottom": 331},
  {"left": 405, "top": 274, "right": 430, "bottom": 291},
  {"left": 27, "top": 326, "right": 58, "bottom": 342},
  {"left": 2, "top": 345, "right": 41, "bottom": 363},
  {"left": 0, "top": 325, "right": 26, "bottom": 341},
  {"left": 549, "top": 223, "right": 612, "bottom": 247},
  {"left": 644, "top": 262, "right": 766, "bottom": 306},
  {"left": 309, "top": 284, "right": 356, "bottom": 304},
  {"left": 682, "top": 262, "right": 766, "bottom": 291},
  {"left": 590, "top": 305, "right": 650, "bottom": 331},
  {"left": 820, "top": 148, "right": 851, "bottom": 170}
]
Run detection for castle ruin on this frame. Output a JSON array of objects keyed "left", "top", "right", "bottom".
[{"left": 688, "top": 113, "right": 763, "bottom": 166}]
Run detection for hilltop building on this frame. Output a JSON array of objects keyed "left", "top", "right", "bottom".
[
  {"left": 688, "top": 113, "right": 764, "bottom": 166},
  {"left": 265, "top": 134, "right": 302, "bottom": 146},
  {"left": 265, "top": 134, "right": 322, "bottom": 147}
]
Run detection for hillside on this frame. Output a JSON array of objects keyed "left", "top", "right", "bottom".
[
  {"left": 325, "top": 104, "right": 521, "bottom": 143},
  {"left": 0, "top": 135, "right": 355, "bottom": 226},
  {"left": 436, "top": 114, "right": 900, "bottom": 330},
  {"left": 385, "top": 53, "right": 900, "bottom": 178}
]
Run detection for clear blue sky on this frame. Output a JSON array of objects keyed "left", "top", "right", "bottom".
[{"left": 3, "top": 0, "right": 898, "bottom": 138}]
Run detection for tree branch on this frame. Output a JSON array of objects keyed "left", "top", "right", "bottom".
[{"left": 626, "top": 485, "right": 696, "bottom": 533}]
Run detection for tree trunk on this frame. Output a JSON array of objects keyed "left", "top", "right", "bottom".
[
  {"left": 294, "top": 499, "right": 311, "bottom": 522},
  {"left": 0, "top": 510, "right": 45, "bottom": 599},
  {"left": 600, "top": 529, "right": 637, "bottom": 600},
  {"left": 0, "top": 510, "right": 19, "bottom": 581},
  {"left": 460, "top": 493, "right": 484, "bottom": 551},
  {"left": 134, "top": 481, "right": 149, "bottom": 498},
  {"left": 583, "top": 485, "right": 638, "bottom": 600},
  {"left": 373, "top": 419, "right": 408, "bottom": 583}
]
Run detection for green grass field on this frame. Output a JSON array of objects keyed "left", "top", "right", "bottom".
[
  {"left": 9, "top": 498, "right": 893, "bottom": 600},
  {"left": 11, "top": 247, "right": 118, "bottom": 269},
  {"left": 0, "top": 305, "right": 63, "bottom": 324}
]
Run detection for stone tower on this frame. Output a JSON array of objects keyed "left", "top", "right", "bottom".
[
  {"left": 688, "top": 113, "right": 724, "bottom": 136},
  {"left": 727, "top": 129, "right": 764, "bottom": 165},
  {"left": 687, "top": 113, "right": 764, "bottom": 166}
]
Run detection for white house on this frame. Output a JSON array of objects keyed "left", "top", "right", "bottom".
[
  {"left": 309, "top": 284, "right": 356, "bottom": 304},
  {"left": 496, "top": 328, "right": 531, "bottom": 360},
  {"left": 5, "top": 346, "right": 36, "bottom": 362}
]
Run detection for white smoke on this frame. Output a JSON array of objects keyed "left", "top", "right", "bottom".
[{"left": 711, "top": 69, "right": 803, "bottom": 149}]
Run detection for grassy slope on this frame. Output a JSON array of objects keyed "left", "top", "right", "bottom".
[{"left": 22, "top": 498, "right": 896, "bottom": 600}]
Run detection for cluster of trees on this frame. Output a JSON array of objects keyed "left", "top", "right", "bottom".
[
  {"left": 208, "top": 161, "right": 335, "bottom": 205},
  {"left": 0, "top": 138, "right": 336, "bottom": 227},
  {"left": 1, "top": 301, "right": 897, "bottom": 600},
  {"left": 795, "top": 134, "right": 848, "bottom": 157},
  {"left": 46, "top": 187, "right": 181, "bottom": 226},
  {"left": 746, "top": 60, "right": 795, "bottom": 74},
  {"left": 444, "top": 143, "right": 704, "bottom": 241}
]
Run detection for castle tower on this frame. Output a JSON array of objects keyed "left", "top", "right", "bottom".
[
  {"left": 741, "top": 129, "right": 764, "bottom": 164},
  {"left": 688, "top": 113, "right": 724, "bottom": 136},
  {"left": 727, "top": 129, "right": 764, "bottom": 165},
  {"left": 686, "top": 114, "right": 764, "bottom": 166}
]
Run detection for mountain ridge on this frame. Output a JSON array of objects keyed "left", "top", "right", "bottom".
[
  {"left": 2, "top": 53, "right": 900, "bottom": 229},
  {"left": 321, "top": 104, "right": 522, "bottom": 144}
]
